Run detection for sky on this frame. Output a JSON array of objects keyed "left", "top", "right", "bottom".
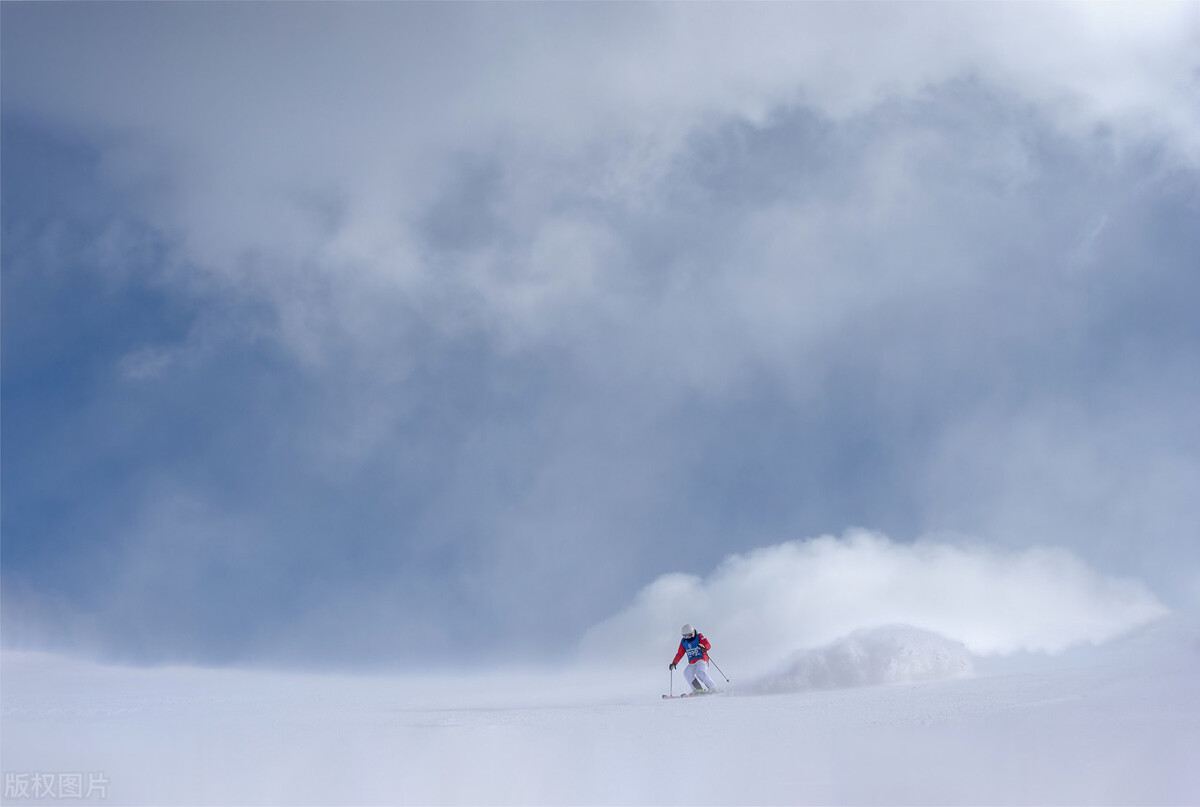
[{"left": 3, "top": 2, "right": 1199, "bottom": 669}]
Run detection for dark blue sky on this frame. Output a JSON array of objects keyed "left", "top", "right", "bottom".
[{"left": 3, "top": 3, "right": 1198, "bottom": 667}]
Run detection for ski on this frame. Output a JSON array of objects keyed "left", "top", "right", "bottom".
[{"left": 662, "top": 691, "right": 715, "bottom": 699}]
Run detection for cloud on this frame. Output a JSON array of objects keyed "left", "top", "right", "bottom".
[
  {"left": 5, "top": 4, "right": 1197, "bottom": 357},
  {"left": 117, "top": 345, "right": 176, "bottom": 381},
  {"left": 3, "top": 4, "right": 1198, "bottom": 667},
  {"left": 584, "top": 531, "right": 1168, "bottom": 675},
  {"left": 925, "top": 398, "right": 1200, "bottom": 588},
  {"left": 7, "top": 5, "right": 1197, "bottom": 390}
]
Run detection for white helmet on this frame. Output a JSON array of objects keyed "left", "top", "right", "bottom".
[{"left": 681, "top": 624, "right": 696, "bottom": 639}]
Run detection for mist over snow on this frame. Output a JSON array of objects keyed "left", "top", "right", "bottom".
[
  {"left": 4, "top": 617, "right": 1198, "bottom": 806},
  {"left": 586, "top": 531, "right": 1168, "bottom": 678}
]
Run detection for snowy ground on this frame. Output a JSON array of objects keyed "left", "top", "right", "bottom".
[{"left": 3, "top": 618, "right": 1198, "bottom": 806}]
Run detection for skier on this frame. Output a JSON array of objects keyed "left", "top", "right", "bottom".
[{"left": 669, "top": 624, "right": 719, "bottom": 693}]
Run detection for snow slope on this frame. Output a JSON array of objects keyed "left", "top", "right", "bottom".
[{"left": 3, "top": 618, "right": 1197, "bottom": 805}]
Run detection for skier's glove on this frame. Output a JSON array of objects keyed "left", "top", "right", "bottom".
[{"left": 669, "top": 662, "right": 677, "bottom": 670}]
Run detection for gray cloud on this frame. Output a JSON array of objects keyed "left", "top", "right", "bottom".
[{"left": 3, "top": 3, "right": 1198, "bottom": 666}]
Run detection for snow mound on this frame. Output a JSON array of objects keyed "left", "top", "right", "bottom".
[{"left": 743, "top": 625, "right": 974, "bottom": 694}]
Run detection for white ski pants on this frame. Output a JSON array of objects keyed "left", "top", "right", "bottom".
[{"left": 685, "top": 659, "right": 718, "bottom": 691}]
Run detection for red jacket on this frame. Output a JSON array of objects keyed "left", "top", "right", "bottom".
[{"left": 673, "top": 632, "right": 711, "bottom": 665}]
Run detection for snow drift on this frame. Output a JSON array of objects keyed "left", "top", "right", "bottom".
[
  {"left": 585, "top": 530, "right": 1167, "bottom": 676},
  {"left": 742, "top": 625, "right": 974, "bottom": 694}
]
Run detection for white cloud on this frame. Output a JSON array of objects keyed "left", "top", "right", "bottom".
[
  {"left": 117, "top": 346, "right": 175, "bottom": 381},
  {"left": 584, "top": 531, "right": 1168, "bottom": 675},
  {"left": 7, "top": 3, "right": 1197, "bottom": 361}
]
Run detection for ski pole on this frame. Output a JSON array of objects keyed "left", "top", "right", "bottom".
[
  {"left": 670, "top": 666, "right": 674, "bottom": 697},
  {"left": 708, "top": 655, "right": 730, "bottom": 683}
]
